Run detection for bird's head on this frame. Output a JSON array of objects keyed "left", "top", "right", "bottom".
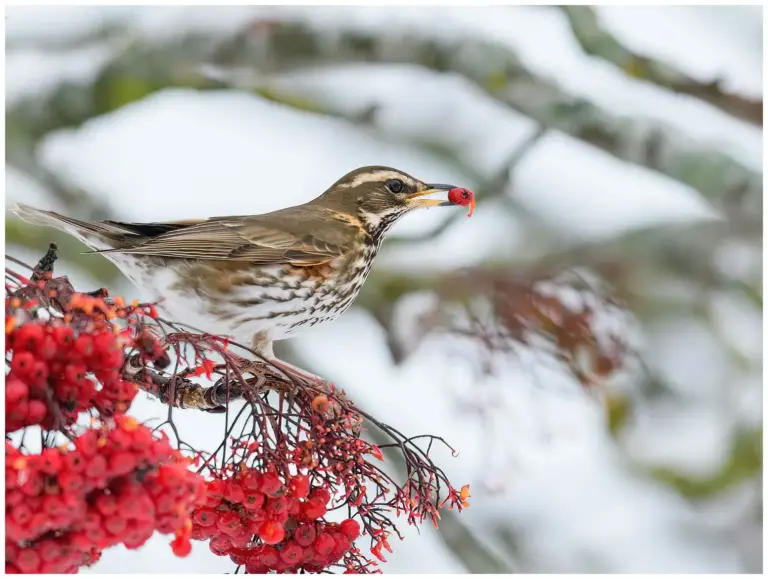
[{"left": 315, "top": 166, "right": 469, "bottom": 238}]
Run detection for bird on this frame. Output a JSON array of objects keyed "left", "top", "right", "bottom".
[{"left": 13, "top": 165, "right": 470, "bottom": 383}]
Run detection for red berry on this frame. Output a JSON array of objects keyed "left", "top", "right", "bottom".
[
  {"left": 310, "top": 487, "right": 332, "bottom": 505},
  {"left": 63, "top": 362, "right": 87, "bottom": 385},
  {"left": 77, "top": 431, "right": 100, "bottom": 456},
  {"left": 43, "top": 494, "right": 66, "bottom": 517},
  {"left": 241, "top": 471, "right": 262, "bottom": 491},
  {"left": 20, "top": 472, "right": 44, "bottom": 496},
  {"left": 280, "top": 541, "right": 303, "bottom": 565},
  {"left": 313, "top": 532, "right": 335, "bottom": 557},
  {"left": 29, "top": 361, "right": 49, "bottom": 384},
  {"left": 52, "top": 325, "right": 74, "bottom": 349},
  {"left": 130, "top": 426, "right": 154, "bottom": 451},
  {"left": 14, "top": 323, "right": 45, "bottom": 352},
  {"left": 207, "top": 478, "right": 225, "bottom": 496},
  {"left": 294, "top": 523, "right": 317, "bottom": 547},
  {"left": 259, "top": 472, "right": 282, "bottom": 497},
  {"left": 26, "top": 400, "right": 48, "bottom": 424},
  {"left": 260, "top": 545, "right": 280, "bottom": 568},
  {"left": 105, "top": 515, "right": 127, "bottom": 536},
  {"left": 193, "top": 506, "right": 217, "bottom": 527},
  {"left": 85, "top": 524, "right": 110, "bottom": 549},
  {"left": 243, "top": 490, "right": 265, "bottom": 510},
  {"left": 246, "top": 508, "right": 267, "bottom": 533},
  {"left": 171, "top": 537, "right": 192, "bottom": 557},
  {"left": 301, "top": 544, "right": 317, "bottom": 564},
  {"left": 15, "top": 549, "right": 41, "bottom": 573},
  {"left": 339, "top": 518, "right": 361, "bottom": 540},
  {"left": 258, "top": 520, "right": 285, "bottom": 545},
  {"left": 287, "top": 497, "right": 301, "bottom": 517},
  {"left": 85, "top": 455, "right": 107, "bottom": 479},
  {"left": 98, "top": 347, "right": 124, "bottom": 370},
  {"left": 37, "top": 335, "right": 57, "bottom": 360},
  {"left": 245, "top": 560, "right": 269, "bottom": 574},
  {"left": 229, "top": 529, "right": 251, "bottom": 549},
  {"left": 6, "top": 490, "right": 23, "bottom": 506},
  {"left": 191, "top": 525, "right": 211, "bottom": 540},
  {"left": 5, "top": 379, "right": 28, "bottom": 403},
  {"left": 289, "top": 474, "right": 310, "bottom": 498},
  {"left": 73, "top": 334, "right": 94, "bottom": 358},
  {"left": 38, "top": 448, "right": 62, "bottom": 474},
  {"left": 209, "top": 534, "right": 232, "bottom": 556},
  {"left": 63, "top": 452, "right": 86, "bottom": 473},
  {"left": 216, "top": 511, "right": 242, "bottom": 536},
  {"left": 266, "top": 495, "right": 288, "bottom": 515},
  {"left": 83, "top": 510, "right": 102, "bottom": 530},
  {"left": 11, "top": 503, "right": 33, "bottom": 526},
  {"left": 224, "top": 480, "right": 244, "bottom": 503},
  {"left": 301, "top": 496, "right": 327, "bottom": 520},
  {"left": 330, "top": 533, "right": 353, "bottom": 561},
  {"left": 10, "top": 351, "right": 36, "bottom": 376},
  {"left": 96, "top": 493, "right": 119, "bottom": 516},
  {"left": 123, "top": 521, "right": 154, "bottom": 550},
  {"left": 37, "top": 539, "right": 63, "bottom": 563},
  {"left": 228, "top": 547, "right": 249, "bottom": 565},
  {"left": 109, "top": 451, "right": 139, "bottom": 476}
]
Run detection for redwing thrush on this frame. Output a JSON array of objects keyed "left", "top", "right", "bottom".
[{"left": 14, "top": 166, "right": 468, "bottom": 383}]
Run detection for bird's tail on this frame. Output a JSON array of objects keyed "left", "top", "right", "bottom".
[{"left": 11, "top": 203, "right": 123, "bottom": 252}]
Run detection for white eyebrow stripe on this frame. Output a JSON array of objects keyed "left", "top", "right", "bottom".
[{"left": 338, "top": 170, "right": 418, "bottom": 189}]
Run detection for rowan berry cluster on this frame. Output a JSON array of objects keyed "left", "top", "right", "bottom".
[
  {"left": 5, "top": 416, "right": 206, "bottom": 574},
  {"left": 6, "top": 257, "right": 470, "bottom": 575},
  {"left": 6, "top": 318, "right": 138, "bottom": 431},
  {"left": 191, "top": 468, "right": 363, "bottom": 573}
]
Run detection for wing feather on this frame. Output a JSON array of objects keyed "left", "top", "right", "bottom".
[{"left": 94, "top": 206, "right": 357, "bottom": 266}]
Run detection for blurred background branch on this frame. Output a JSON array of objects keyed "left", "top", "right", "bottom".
[{"left": 559, "top": 6, "right": 763, "bottom": 126}]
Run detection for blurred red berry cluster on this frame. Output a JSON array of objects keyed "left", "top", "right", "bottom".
[
  {"left": 6, "top": 319, "right": 138, "bottom": 431},
  {"left": 191, "top": 468, "right": 364, "bottom": 573},
  {"left": 5, "top": 416, "right": 205, "bottom": 573}
]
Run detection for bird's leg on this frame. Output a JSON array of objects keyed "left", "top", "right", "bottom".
[{"left": 251, "top": 335, "right": 327, "bottom": 386}]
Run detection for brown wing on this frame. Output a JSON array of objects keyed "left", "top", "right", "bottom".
[{"left": 95, "top": 206, "right": 361, "bottom": 266}]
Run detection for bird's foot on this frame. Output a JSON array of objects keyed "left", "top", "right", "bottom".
[
  {"left": 227, "top": 353, "right": 326, "bottom": 387},
  {"left": 265, "top": 357, "right": 327, "bottom": 387}
]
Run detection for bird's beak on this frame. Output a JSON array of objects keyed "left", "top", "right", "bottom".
[{"left": 405, "top": 183, "right": 459, "bottom": 208}]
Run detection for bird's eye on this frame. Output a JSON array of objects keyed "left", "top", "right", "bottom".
[
  {"left": 387, "top": 179, "right": 404, "bottom": 194},
  {"left": 461, "top": 190, "right": 470, "bottom": 200}
]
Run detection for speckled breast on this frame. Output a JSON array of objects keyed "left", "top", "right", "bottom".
[{"left": 150, "top": 239, "right": 381, "bottom": 347}]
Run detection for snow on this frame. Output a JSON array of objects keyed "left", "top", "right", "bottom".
[
  {"left": 5, "top": 4, "right": 761, "bottom": 575},
  {"left": 512, "top": 132, "right": 721, "bottom": 240}
]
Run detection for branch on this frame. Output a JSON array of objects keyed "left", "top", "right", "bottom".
[
  {"left": 560, "top": 6, "right": 762, "bottom": 126},
  {"left": 122, "top": 353, "right": 301, "bottom": 414}
]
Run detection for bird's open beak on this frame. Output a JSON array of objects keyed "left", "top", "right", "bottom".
[{"left": 405, "top": 183, "right": 459, "bottom": 208}]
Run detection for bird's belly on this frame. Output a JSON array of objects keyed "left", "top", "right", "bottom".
[{"left": 130, "top": 260, "right": 368, "bottom": 348}]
